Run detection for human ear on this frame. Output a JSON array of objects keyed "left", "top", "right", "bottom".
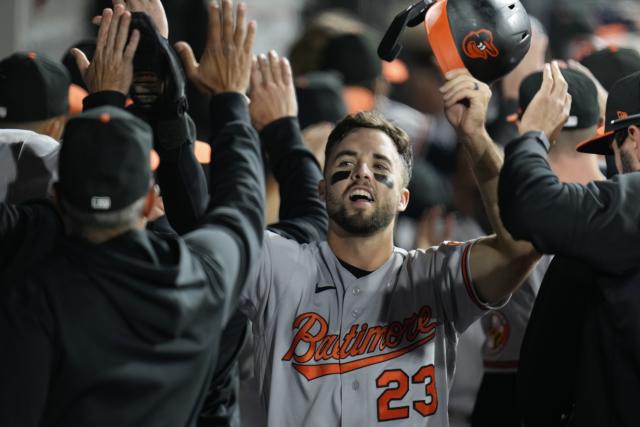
[{"left": 397, "top": 188, "right": 410, "bottom": 212}]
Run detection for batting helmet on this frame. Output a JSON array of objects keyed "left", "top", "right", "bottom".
[{"left": 379, "top": 0, "right": 532, "bottom": 83}]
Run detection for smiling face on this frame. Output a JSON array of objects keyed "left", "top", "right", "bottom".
[{"left": 320, "top": 127, "right": 410, "bottom": 236}]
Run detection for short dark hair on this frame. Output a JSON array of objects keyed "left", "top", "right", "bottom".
[{"left": 325, "top": 111, "right": 413, "bottom": 186}]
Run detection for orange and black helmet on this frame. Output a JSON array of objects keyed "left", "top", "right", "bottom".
[{"left": 379, "top": 0, "right": 531, "bottom": 84}]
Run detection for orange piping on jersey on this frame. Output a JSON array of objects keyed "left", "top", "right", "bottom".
[
  {"left": 425, "top": 0, "right": 465, "bottom": 76},
  {"left": 461, "top": 243, "right": 484, "bottom": 310}
]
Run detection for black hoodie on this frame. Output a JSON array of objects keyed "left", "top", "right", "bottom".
[{"left": 0, "top": 93, "right": 265, "bottom": 427}]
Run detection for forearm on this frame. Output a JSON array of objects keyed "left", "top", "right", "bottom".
[
  {"left": 262, "top": 117, "right": 328, "bottom": 243},
  {"left": 464, "top": 131, "right": 539, "bottom": 304},
  {"left": 462, "top": 130, "right": 516, "bottom": 248},
  {"left": 499, "top": 132, "right": 640, "bottom": 273},
  {"left": 471, "top": 236, "right": 539, "bottom": 304},
  {"left": 188, "top": 95, "right": 265, "bottom": 316},
  {"left": 155, "top": 114, "right": 209, "bottom": 234}
]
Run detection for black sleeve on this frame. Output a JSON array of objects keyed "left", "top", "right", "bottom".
[
  {"left": 498, "top": 132, "right": 640, "bottom": 274},
  {"left": 262, "top": 117, "right": 328, "bottom": 243},
  {"left": 154, "top": 114, "right": 210, "bottom": 235},
  {"left": 82, "top": 91, "right": 127, "bottom": 111},
  {"left": 184, "top": 93, "right": 264, "bottom": 324}
]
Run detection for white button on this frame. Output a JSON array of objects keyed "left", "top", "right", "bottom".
[
  {"left": 352, "top": 287, "right": 361, "bottom": 296},
  {"left": 352, "top": 309, "right": 360, "bottom": 318},
  {"left": 352, "top": 380, "right": 360, "bottom": 390}
]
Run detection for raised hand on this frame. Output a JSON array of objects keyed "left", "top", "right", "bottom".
[
  {"left": 518, "top": 61, "right": 572, "bottom": 141},
  {"left": 175, "top": 0, "right": 256, "bottom": 96},
  {"left": 440, "top": 69, "right": 492, "bottom": 142},
  {"left": 92, "top": 0, "right": 169, "bottom": 38},
  {"left": 249, "top": 51, "right": 298, "bottom": 131},
  {"left": 72, "top": 5, "right": 140, "bottom": 95}
]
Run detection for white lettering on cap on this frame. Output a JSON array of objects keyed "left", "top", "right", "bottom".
[
  {"left": 0, "top": 106, "right": 6, "bottom": 119},
  {"left": 565, "top": 116, "right": 578, "bottom": 128},
  {"left": 91, "top": 196, "right": 111, "bottom": 210}
]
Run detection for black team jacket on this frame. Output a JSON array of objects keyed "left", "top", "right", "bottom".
[
  {"left": 198, "top": 115, "right": 328, "bottom": 426},
  {"left": 0, "top": 92, "right": 264, "bottom": 427},
  {"left": 498, "top": 131, "right": 640, "bottom": 427}
]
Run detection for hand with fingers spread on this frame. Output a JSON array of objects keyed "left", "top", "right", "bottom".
[
  {"left": 92, "top": 0, "right": 169, "bottom": 38},
  {"left": 249, "top": 51, "right": 298, "bottom": 131},
  {"left": 519, "top": 61, "right": 572, "bottom": 141},
  {"left": 175, "top": 0, "right": 256, "bottom": 96},
  {"left": 440, "top": 69, "right": 492, "bottom": 142},
  {"left": 72, "top": 5, "right": 140, "bottom": 95}
]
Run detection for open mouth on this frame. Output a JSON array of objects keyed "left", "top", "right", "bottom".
[{"left": 348, "top": 188, "right": 375, "bottom": 203}]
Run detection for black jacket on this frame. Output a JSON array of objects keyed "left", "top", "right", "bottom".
[
  {"left": 499, "top": 132, "right": 640, "bottom": 427},
  {"left": 0, "top": 93, "right": 265, "bottom": 427},
  {"left": 189, "top": 114, "right": 327, "bottom": 425}
]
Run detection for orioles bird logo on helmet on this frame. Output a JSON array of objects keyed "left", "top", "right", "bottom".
[{"left": 462, "top": 29, "right": 500, "bottom": 60}]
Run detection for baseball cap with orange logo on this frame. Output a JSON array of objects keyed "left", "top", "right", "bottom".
[{"left": 576, "top": 71, "right": 640, "bottom": 155}]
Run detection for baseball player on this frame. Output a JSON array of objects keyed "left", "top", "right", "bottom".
[{"left": 237, "top": 69, "right": 541, "bottom": 426}]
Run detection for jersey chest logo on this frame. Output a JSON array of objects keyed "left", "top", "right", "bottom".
[{"left": 282, "top": 305, "right": 437, "bottom": 381}]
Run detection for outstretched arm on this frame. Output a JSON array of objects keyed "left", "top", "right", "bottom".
[
  {"left": 441, "top": 69, "right": 541, "bottom": 305},
  {"left": 499, "top": 63, "right": 640, "bottom": 274},
  {"left": 249, "top": 51, "right": 328, "bottom": 243},
  {"left": 177, "top": 0, "right": 262, "bottom": 319}
]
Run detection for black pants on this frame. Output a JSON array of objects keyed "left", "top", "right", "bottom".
[{"left": 471, "top": 372, "right": 521, "bottom": 427}]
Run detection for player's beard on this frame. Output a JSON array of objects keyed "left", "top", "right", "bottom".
[
  {"left": 620, "top": 149, "right": 638, "bottom": 174},
  {"left": 326, "top": 190, "right": 397, "bottom": 236}
]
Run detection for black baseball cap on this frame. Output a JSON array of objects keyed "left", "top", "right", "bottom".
[
  {"left": 576, "top": 71, "right": 640, "bottom": 155},
  {"left": 581, "top": 46, "right": 640, "bottom": 91},
  {"left": 59, "top": 106, "right": 153, "bottom": 213},
  {"left": 320, "top": 32, "right": 381, "bottom": 89},
  {"left": 515, "top": 68, "right": 599, "bottom": 130},
  {"left": 0, "top": 52, "right": 70, "bottom": 122},
  {"left": 295, "top": 71, "right": 347, "bottom": 129}
]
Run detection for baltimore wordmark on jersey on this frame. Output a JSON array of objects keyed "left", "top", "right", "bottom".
[{"left": 240, "top": 232, "right": 506, "bottom": 426}]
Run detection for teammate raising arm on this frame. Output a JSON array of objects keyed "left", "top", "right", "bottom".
[{"left": 440, "top": 69, "right": 540, "bottom": 304}]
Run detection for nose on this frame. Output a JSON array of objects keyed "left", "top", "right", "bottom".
[{"left": 353, "top": 161, "right": 373, "bottom": 181}]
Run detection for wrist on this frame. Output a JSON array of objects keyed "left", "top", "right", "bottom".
[{"left": 520, "top": 130, "right": 551, "bottom": 153}]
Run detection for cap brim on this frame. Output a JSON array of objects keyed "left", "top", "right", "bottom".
[
  {"left": 576, "top": 127, "right": 614, "bottom": 155},
  {"left": 577, "top": 113, "right": 640, "bottom": 155}
]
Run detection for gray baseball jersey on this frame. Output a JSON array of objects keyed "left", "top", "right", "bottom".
[
  {"left": 481, "top": 255, "right": 553, "bottom": 372},
  {"left": 240, "top": 231, "right": 506, "bottom": 426}
]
